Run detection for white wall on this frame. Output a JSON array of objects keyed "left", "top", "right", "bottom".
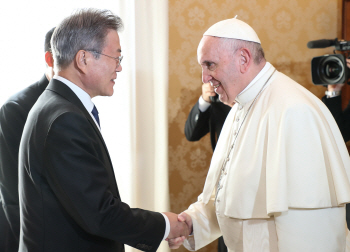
[
  {"left": 0, "top": 4, "right": 170, "bottom": 252},
  {"left": 0, "top": 0, "right": 134, "bottom": 207}
]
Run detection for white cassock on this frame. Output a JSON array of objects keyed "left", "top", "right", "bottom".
[{"left": 183, "top": 63, "right": 350, "bottom": 252}]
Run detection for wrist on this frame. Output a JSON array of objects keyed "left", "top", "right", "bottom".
[
  {"left": 202, "top": 96, "right": 211, "bottom": 103},
  {"left": 198, "top": 96, "right": 211, "bottom": 112},
  {"left": 325, "top": 90, "right": 341, "bottom": 98}
]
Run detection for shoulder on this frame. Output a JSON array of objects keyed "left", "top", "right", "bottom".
[
  {"left": 4, "top": 80, "right": 45, "bottom": 111},
  {"left": 258, "top": 72, "right": 330, "bottom": 121},
  {"left": 24, "top": 89, "right": 88, "bottom": 135},
  {"left": 265, "top": 72, "right": 321, "bottom": 107}
]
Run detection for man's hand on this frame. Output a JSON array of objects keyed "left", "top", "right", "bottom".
[
  {"left": 327, "top": 83, "right": 344, "bottom": 92},
  {"left": 168, "top": 236, "right": 187, "bottom": 249},
  {"left": 177, "top": 212, "right": 193, "bottom": 234},
  {"left": 202, "top": 82, "right": 216, "bottom": 103},
  {"left": 166, "top": 212, "right": 193, "bottom": 249},
  {"left": 163, "top": 212, "right": 190, "bottom": 239}
]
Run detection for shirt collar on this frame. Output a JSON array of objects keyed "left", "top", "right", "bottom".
[
  {"left": 53, "top": 75, "right": 101, "bottom": 130},
  {"left": 53, "top": 75, "right": 94, "bottom": 113},
  {"left": 235, "top": 62, "right": 275, "bottom": 107}
]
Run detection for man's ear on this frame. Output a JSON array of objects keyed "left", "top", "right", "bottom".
[
  {"left": 75, "top": 50, "right": 89, "bottom": 74},
  {"left": 239, "top": 48, "right": 252, "bottom": 73},
  {"left": 45, "top": 51, "right": 54, "bottom": 67}
]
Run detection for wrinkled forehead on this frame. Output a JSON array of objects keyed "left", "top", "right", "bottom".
[{"left": 197, "top": 36, "right": 222, "bottom": 62}]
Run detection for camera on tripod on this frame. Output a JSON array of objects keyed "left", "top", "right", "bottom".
[{"left": 308, "top": 38, "right": 350, "bottom": 85}]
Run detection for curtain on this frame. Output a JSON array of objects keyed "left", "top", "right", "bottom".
[{"left": 96, "top": 1, "right": 170, "bottom": 252}]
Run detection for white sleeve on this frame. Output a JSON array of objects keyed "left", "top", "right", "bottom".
[
  {"left": 198, "top": 96, "right": 211, "bottom": 112},
  {"left": 183, "top": 193, "right": 221, "bottom": 251},
  {"left": 160, "top": 213, "right": 170, "bottom": 240}
]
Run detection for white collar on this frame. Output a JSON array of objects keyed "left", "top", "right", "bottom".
[
  {"left": 53, "top": 75, "right": 100, "bottom": 129},
  {"left": 239, "top": 62, "right": 271, "bottom": 95}
]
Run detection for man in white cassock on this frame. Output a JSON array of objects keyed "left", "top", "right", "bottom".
[{"left": 168, "top": 18, "right": 350, "bottom": 252}]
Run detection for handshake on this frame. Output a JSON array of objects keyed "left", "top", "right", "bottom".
[{"left": 163, "top": 212, "right": 192, "bottom": 249}]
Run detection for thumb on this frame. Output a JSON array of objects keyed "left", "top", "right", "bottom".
[
  {"left": 178, "top": 212, "right": 188, "bottom": 222},
  {"left": 178, "top": 212, "right": 193, "bottom": 234},
  {"left": 178, "top": 215, "right": 185, "bottom": 222}
]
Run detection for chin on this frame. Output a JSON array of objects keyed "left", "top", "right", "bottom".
[
  {"left": 218, "top": 95, "right": 227, "bottom": 104},
  {"left": 107, "top": 89, "right": 115, "bottom": 97}
]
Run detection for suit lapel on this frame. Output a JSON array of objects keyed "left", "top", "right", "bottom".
[{"left": 46, "top": 79, "right": 114, "bottom": 170}]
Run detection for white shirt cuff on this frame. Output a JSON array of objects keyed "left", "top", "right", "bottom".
[
  {"left": 161, "top": 213, "right": 170, "bottom": 240},
  {"left": 198, "top": 96, "right": 211, "bottom": 112}
]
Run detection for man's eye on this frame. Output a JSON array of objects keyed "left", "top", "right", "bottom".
[{"left": 207, "top": 62, "right": 216, "bottom": 71}]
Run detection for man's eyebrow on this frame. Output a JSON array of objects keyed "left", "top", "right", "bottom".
[{"left": 201, "top": 60, "right": 214, "bottom": 65}]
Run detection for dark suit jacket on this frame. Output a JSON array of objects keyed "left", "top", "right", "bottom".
[
  {"left": 0, "top": 75, "right": 49, "bottom": 251},
  {"left": 322, "top": 95, "right": 350, "bottom": 142},
  {"left": 18, "top": 79, "right": 165, "bottom": 252},
  {"left": 184, "top": 96, "right": 231, "bottom": 150},
  {"left": 322, "top": 95, "right": 350, "bottom": 229}
]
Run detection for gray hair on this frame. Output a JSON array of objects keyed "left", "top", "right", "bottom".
[
  {"left": 51, "top": 8, "right": 123, "bottom": 70},
  {"left": 221, "top": 38, "right": 265, "bottom": 64}
]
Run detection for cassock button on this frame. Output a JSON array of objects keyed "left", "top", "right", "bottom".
[
  {"left": 234, "top": 131, "right": 238, "bottom": 136},
  {"left": 238, "top": 105, "right": 243, "bottom": 110}
]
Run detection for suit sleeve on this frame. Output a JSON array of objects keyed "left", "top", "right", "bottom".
[
  {"left": 44, "top": 112, "right": 165, "bottom": 251},
  {"left": 322, "top": 95, "right": 350, "bottom": 142},
  {"left": 0, "top": 101, "right": 27, "bottom": 241},
  {"left": 184, "top": 101, "right": 211, "bottom": 141}
]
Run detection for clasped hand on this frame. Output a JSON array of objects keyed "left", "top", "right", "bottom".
[{"left": 163, "top": 212, "right": 193, "bottom": 249}]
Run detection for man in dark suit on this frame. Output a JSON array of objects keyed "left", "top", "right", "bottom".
[
  {"left": 18, "top": 9, "right": 188, "bottom": 252},
  {"left": 0, "top": 27, "right": 55, "bottom": 252},
  {"left": 322, "top": 57, "right": 350, "bottom": 230},
  {"left": 185, "top": 83, "right": 231, "bottom": 151},
  {"left": 184, "top": 82, "right": 231, "bottom": 252},
  {"left": 322, "top": 58, "right": 350, "bottom": 142}
]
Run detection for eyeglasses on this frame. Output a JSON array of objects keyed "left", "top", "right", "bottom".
[{"left": 86, "top": 50, "right": 123, "bottom": 68}]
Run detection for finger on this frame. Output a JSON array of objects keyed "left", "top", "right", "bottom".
[
  {"left": 178, "top": 212, "right": 190, "bottom": 223},
  {"left": 181, "top": 212, "right": 192, "bottom": 222},
  {"left": 168, "top": 236, "right": 186, "bottom": 249},
  {"left": 168, "top": 243, "right": 181, "bottom": 249},
  {"left": 204, "top": 86, "right": 215, "bottom": 93},
  {"left": 204, "top": 89, "right": 216, "bottom": 94},
  {"left": 177, "top": 214, "right": 185, "bottom": 222}
]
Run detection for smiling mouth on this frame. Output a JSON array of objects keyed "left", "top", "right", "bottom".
[{"left": 210, "top": 80, "right": 220, "bottom": 89}]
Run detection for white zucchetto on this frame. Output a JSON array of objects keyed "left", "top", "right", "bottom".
[{"left": 204, "top": 17, "right": 261, "bottom": 44}]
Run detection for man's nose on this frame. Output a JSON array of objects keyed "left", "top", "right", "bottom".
[{"left": 202, "top": 70, "right": 211, "bottom": 84}]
